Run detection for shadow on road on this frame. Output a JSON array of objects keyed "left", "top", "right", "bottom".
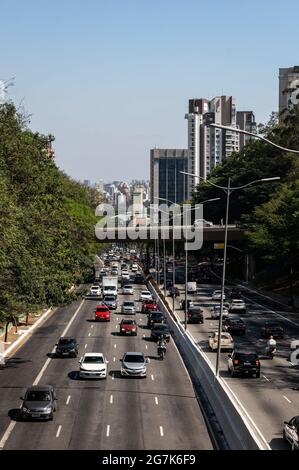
[{"left": 8, "top": 409, "right": 21, "bottom": 422}]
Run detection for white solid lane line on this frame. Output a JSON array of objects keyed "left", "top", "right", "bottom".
[
  {"left": 110, "top": 395, "right": 113, "bottom": 404},
  {"left": 0, "top": 422, "right": 17, "bottom": 450},
  {"left": 66, "top": 395, "right": 71, "bottom": 405},
  {"left": 56, "top": 425, "right": 62, "bottom": 438},
  {"left": 159, "top": 426, "right": 164, "bottom": 437},
  {"left": 106, "top": 425, "right": 110, "bottom": 437},
  {"left": 283, "top": 395, "right": 291, "bottom": 403},
  {"left": 155, "top": 397, "right": 159, "bottom": 405}
]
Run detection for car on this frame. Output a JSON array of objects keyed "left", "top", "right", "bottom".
[
  {"left": 212, "top": 290, "right": 226, "bottom": 301},
  {"left": 227, "top": 350, "right": 260, "bottom": 378},
  {"left": 122, "top": 285, "right": 134, "bottom": 295},
  {"left": 150, "top": 323, "right": 170, "bottom": 342},
  {"left": 229, "top": 299, "right": 247, "bottom": 314},
  {"left": 283, "top": 415, "right": 299, "bottom": 450},
  {"left": 134, "top": 274, "right": 144, "bottom": 284},
  {"left": 131, "top": 264, "right": 138, "bottom": 272},
  {"left": 211, "top": 305, "right": 229, "bottom": 319},
  {"left": 55, "top": 337, "right": 78, "bottom": 357},
  {"left": 20, "top": 385, "right": 57, "bottom": 421},
  {"left": 261, "top": 322, "right": 284, "bottom": 339},
  {"left": 194, "top": 219, "right": 214, "bottom": 227},
  {"left": 147, "top": 311, "right": 166, "bottom": 328},
  {"left": 111, "top": 268, "right": 118, "bottom": 275},
  {"left": 223, "top": 316, "right": 246, "bottom": 335},
  {"left": 209, "top": 332, "right": 234, "bottom": 352},
  {"left": 142, "top": 300, "right": 158, "bottom": 314},
  {"left": 228, "top": 288, "right": 242, "bottom": 299},
  {"left": 187, "top": 308, "right": 204, "bottom": 324},
  {"left": 95, "top": 305, "right": 111, "bottom": 321},
  {"left": 79, "top": 353, "right": 108, "bottom": 379},
  {"left": 120, "top": 319, "right": 138, "bottom": 336},
  {"left": 121, "top": 269, "right": 129, "bottom": 276},
  {"left": 122, "top": 273, "right": 130, "bottom": 281},
  {"left": 140, "top": 290, "right": 153, "bottom": 302},
  {"left": 120, "top": 351, "right": 148, "bottom": 377},
  {"left": 168, "top": 286, "right": 180, "bottom": 298},
  {"left": 89, "top": 285, "right": 102, "bottom": 296},
  {"left": 121, "top": 301, "right": 136, "bottom": 314},
  {"left": 180, "top": 299, "right": 194, "bottom": 311},
  {"left": 103, "top": 295, "right": 118, "bottom": 310}
]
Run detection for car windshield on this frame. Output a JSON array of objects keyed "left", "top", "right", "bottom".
[
  {"left": 97, "top": 307, "right": 108, "bottom": 312},
  {"left": 153, "top": 325, "right": 168, "bottom": 331},
  {"left": 236, "top": 353, "right": 257, "bottom": 361},
  {"left": 104, "top": 296, "right": 115, "bottom": 301},
  {"left": 83, "top": 356, "right": 104, "bottom": 363},
  {"left": 124, "top": 302, "right": 134, "bottom": 306},
  {"left": 142, "top": 291, "right": 150, "bottom": 295},
  {"left": 124, "top": 285, "right": 132, "bottom": 289},
  {"left": 230, "top": 320, "right": 243, "bottom": 325},
  {"left": 122, "top": 320, "right": 135, "bottom": 325},
  {"left": 26, "top": 391, "right": 51, "bottom": 401},
  {"left": 124, "top": 354, "right": 144, "bottom": 363},
  {"left": 58, "top": 338, "right": 74, "bottom": 345}
]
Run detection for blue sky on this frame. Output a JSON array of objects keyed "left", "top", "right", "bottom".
[{"left": 0, "top": 0, "right": 298, "bottom": 182}]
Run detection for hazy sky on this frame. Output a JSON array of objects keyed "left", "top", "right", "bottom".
[{"left": 1, "top": 0, "right": 298, "bottom": 183}]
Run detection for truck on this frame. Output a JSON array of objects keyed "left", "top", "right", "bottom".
[
  {"left": 102, "top": 276, "right": 118, "bottom": 297},
  {"left": 187, "top": 282, "right": 197, "bottom": 294}
]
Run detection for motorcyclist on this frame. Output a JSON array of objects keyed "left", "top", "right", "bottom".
[
  {"left": 267, "top": 335, "right": 277, "bottom": 356},
  {"left": 157, "top": 336, "right": 167, "bottom": 358}
]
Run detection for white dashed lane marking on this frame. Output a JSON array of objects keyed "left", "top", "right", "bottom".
[
  {"left": 151, "top": 374, "right": 154, "bottom": 381},
  {"left": 66, "top": 395, "right": 71, "bottom": 405},
  {"left": 110, "top": 395, "right": 113, "bottom": 404},
  {"left": 106, "top": 425, "right": 110, "bottom": 437},
  {"left": 283, "top": 395, "right": 291, "bottom": 403},
  {"left": 159, "top": 426, "right": 164, "bottom": 437},
  {"left": 56, "top": 425, "right": 62, "bottom": 438},
  {"left": 155, "top": 397, "right": 159, "bottom": 405}
]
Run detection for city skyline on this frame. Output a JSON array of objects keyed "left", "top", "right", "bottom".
[{"left": 0, "top": 0, "right": 298, "bottom": 182}]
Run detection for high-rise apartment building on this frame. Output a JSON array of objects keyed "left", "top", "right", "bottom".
[
  {"left": 150, "top": 149, "right": 188, "bottom": 205},
  {"left": 185, "top": 96, "right": 255, "bottom": 196},
  {"left": 236, "top": 111, "right": 256, "bottom": 148},
  {"left": 279, "top": 66, "right": 299, "bottom": 118}
]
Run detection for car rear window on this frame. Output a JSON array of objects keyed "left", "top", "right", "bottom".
[
  {"left": 97, "top": 307, "right": 108, "bottom": 312},
  {"left": 235, "top": 353, "right": 258, "bottom": 361}
]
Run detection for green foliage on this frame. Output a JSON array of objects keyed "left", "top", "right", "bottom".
[{"left": 0, "top": 103, "right": 102, "bottom": 322}]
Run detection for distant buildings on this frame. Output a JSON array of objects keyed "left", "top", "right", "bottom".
[
  {"left": 279, "top": 66, "right": 299, "bottom": 118},
  {"left": 150, "top": 149, "right": 188, "bottom": 205},
  {"left": 185, "top": 96, "right": 255, "bottom": 196}
]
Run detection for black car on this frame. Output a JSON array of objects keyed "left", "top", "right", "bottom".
[
  {"left": 223, "top": 316, "right": 246, "bottom": 335},
  {"left": 187, "top": 308, "right": 204, "bottom": 324},
  {"left": 150, "top": 323, "right": 170, "bottom": 342},
  {"left": 147, "top": 311, "right": 166, "bottom": 328},
  {"left": 227, "top": 350, "right": 260, "bottom": 378},
  {"left": 228, "top": 288, "right": 242, "bottom": 299},
  {"left": 180, "top": 299, "right": 194, "bottom": 311},
  {"left": 20, "top": 385, "right": 57, "bottom": 420},
  {"left": 261, "top": 322, "right": 284, "bottom": 339},
  {"left": 55, "top": 337, "right": 78, "bottom": 357},
  {"left": 134, "top": 274, "right": 144, "bottom": 284}
]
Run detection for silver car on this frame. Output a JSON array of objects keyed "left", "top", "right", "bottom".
[
  {"left": 122, "top": 301, "right": 136, "bottom": 314},
  {"left": 122, "top": 285, "right": 134, "bottom": 295},
  {"left": 103, "top": 295, "right": 118, "bottom": 310},
  {"left": 120, "top": 352, "right": 148, "bottom": 377}
]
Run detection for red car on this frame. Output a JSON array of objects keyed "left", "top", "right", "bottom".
[
  {"left": 120, "top": 319, "right": 137, "bottom": 336},
  {"left": 95, "top": 305, "right": 110, "bottom": 322},
  {"left": 142, "top": 301, "right": 158, "bottom": 314}
]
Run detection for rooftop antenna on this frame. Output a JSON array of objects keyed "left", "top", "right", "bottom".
[{"left": 0, "top": 77, "right": 15, "bottom": 104}]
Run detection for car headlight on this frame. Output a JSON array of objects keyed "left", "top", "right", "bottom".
[{"left": 22, "top": 407, "right": 30, "bottom": 413}]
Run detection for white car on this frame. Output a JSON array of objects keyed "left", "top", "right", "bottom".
[
  {"left": 121, "top": 301, "right": 136, "bottom": 314},
  {"left": 131, "top": 264, "right": 138, "bottom": 272},
  {"left": 140, "top": 290, "right": 153, "bottom": 302},
  {"left": 209, "top": 332, "right": 234, "bottom": 352},
  {"left": 283, "top": 415, "right": 299, "bottom": 450},
  {"left": 229, "top": 299, "right": 247, "bottom": 313},
  {"left": 194, "top": 219, "right": 213, "bottom": 227},
  {"left": 212, "top": 290, "right": 226, "bottom": 301},
  {"left": 89, "top": 285, "right": 101, "bottom": 296},
  {"left": 211, "top": 305, "right": 229, "bottom": 319},
  {"left": 122, "top": 269, "right": 129, "bottom": 275},
  {"left": 122, "top": 285, "right": 134, "bottom": 295},
  {"left": 79, "top": 353, "right": 108, "bottom": 379},
  {"left": 122, "top": 273, "right": 130, "bottom": 281}
]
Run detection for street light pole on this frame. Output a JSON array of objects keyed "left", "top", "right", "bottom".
[
  {"left": 215, "top": 177, "right": 230, "bottom": 377},
  {"left": 180, "top": 171, "right": 280, "bottom": 376}
]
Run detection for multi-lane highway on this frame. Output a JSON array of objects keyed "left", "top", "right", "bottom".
[
  {"left": 169, "top": 282, "right": 299, "bottom": 450},
  {"left": 0, "top": 275, "right": 213, "bottom": 450}
]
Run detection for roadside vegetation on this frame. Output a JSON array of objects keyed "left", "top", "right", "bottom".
[{"left": 0, "top": 103, "right": 103, "bottom": 329}]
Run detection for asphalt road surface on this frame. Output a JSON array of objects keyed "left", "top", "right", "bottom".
[
  {"left": 0, "top": 281, "right": 213, "bottom": 450},
  {"left": 170, "top": 282, "right": 299, "bottom": 450}
]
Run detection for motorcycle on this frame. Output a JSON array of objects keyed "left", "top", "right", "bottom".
[
  {"left": 157, "top": 345, "right": 167, "bottom": 360},
  {"left": 266, "top": 345, "right": 277, "bottom": 359}
]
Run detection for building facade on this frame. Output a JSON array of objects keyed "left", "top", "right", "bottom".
[
  {"left": 185, "top": 96, "right": 255, "bottom": 196},
  {"left": 279, "top": 66, "right": 299, "bottom": 118},
  {"left": 150, "top": 149, "right": 188, "bottom": 205}
]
